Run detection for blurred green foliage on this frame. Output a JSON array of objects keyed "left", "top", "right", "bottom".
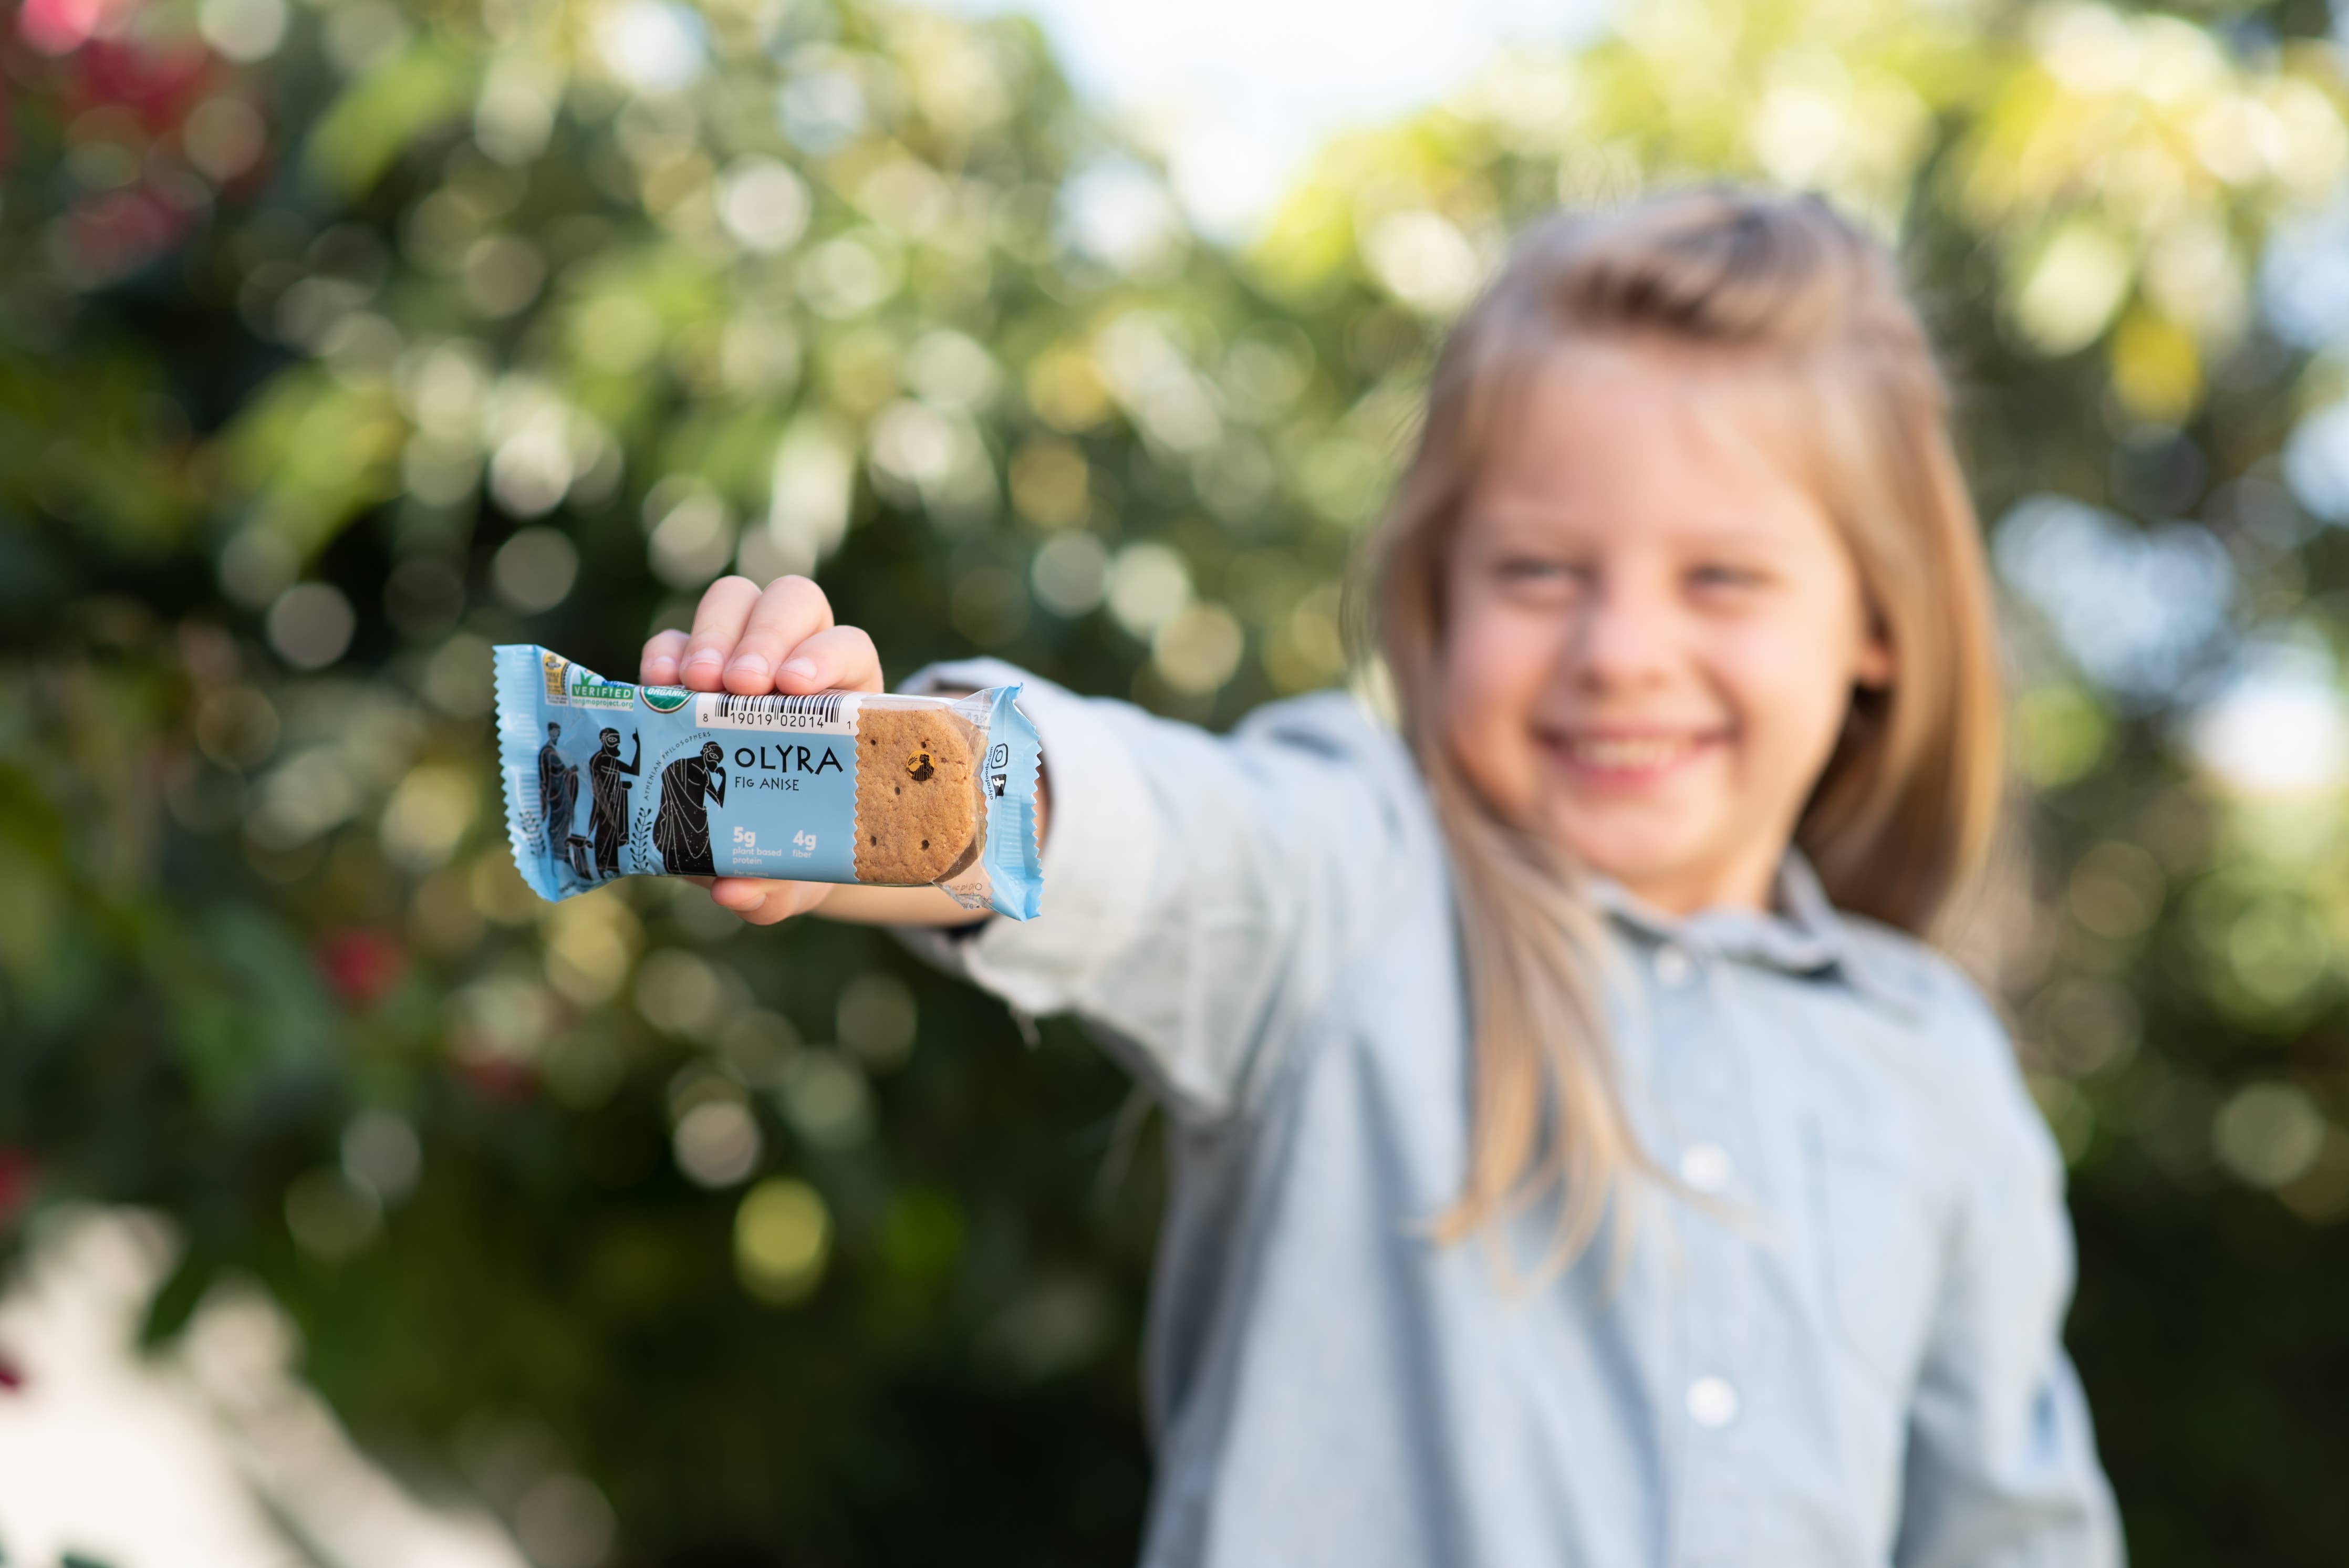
[{"left": 8, "top": 0, "right": 2349, "bottom": 1559}]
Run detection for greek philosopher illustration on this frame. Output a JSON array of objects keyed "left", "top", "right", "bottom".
[
  {"left": 653, "top": 741, "right": 727, "bottom": 876},
  {"left": 536, "top": 723, "right": 579, "bottom": 860},
  {"left": 588, "top": 728, "right": 639, "bottom": 876}
]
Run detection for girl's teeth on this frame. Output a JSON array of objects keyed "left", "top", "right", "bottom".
[{"left": 1570, "top": 738, "right": 1691, "bottom": 769}]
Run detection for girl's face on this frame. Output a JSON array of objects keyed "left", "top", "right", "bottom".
[{"left": 1442, "top": 339, "right": 1890, "bottom": 916}]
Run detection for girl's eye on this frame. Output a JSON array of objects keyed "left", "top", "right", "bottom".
[
  {"left": 1496, "top": 557, "right": 1581, "bottom": 585},
  {"left": 1689, "top": 563, "right": 1765, "bottom": 590}
]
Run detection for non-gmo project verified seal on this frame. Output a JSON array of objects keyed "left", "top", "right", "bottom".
[{"left": 564, "top": 669, "right": 637, "bottom": 710}]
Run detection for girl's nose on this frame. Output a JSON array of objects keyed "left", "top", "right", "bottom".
[{"left": 1562, "top": 577, "right": 1678, "bottom": 692}]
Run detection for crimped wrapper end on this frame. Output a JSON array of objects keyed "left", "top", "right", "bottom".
[
  {"left": 979, "top": 685, "right": 1044, "bottom": 921},
  {"left": 493, "top": 642, "right": 577, "bottom": 905}
]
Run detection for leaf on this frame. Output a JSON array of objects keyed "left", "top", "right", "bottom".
[{"left": 304, "top": 39, "right": 484, "bottom": 198}]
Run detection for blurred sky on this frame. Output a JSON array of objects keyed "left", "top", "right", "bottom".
[{"left": 938, "top": 0, "right": 1607, "bottom": 237}]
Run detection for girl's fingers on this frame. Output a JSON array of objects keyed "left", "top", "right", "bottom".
[
  {"left": 677, "top": 577, "right": 767, "bottom": 692},
  {"left": 708, "top": 877, "right": 828, "bottom": 925},
  {"left": 640, "top": 628, "right": 691, "bottom": 684},
  {"left": 721, "top": 576, "right": 837, "bottom": 694},
  {"left": 772, "top": 624, "right": 882, "bottom": 694}
]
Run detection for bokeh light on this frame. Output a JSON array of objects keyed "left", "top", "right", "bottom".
[{"left": 735, "top": 1177, "right": 830, "bottom": 1304}]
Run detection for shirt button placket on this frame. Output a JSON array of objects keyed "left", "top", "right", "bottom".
[{"left": 1653, "top": 938, "right": 1749, "bottom": 1562}]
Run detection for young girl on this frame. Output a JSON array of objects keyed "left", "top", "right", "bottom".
[{"left": 639, "top": 185, "right": 2124, "bottom": 1566}]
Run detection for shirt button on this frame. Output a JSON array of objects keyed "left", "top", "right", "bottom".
[
  {"left": 1652, "top": 942, "right": 1694, "bottom": 987},
  {"left": 1686, "top": 1375, "right": 1740, "bottom": 1429},
  {"left": 1678, "top": 1142, "right": 1733, "bottom": 1193}
]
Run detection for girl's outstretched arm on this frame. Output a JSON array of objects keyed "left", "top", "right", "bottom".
[{"left": 863, "top": 652, "right": 1426, "bottom": 1121}]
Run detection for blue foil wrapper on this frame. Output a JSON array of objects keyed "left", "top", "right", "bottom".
[{"left": 494, "top": 643, "right": 1042, "bottom": 920}]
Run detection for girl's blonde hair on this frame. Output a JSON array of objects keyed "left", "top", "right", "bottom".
[{"left": 1356, "top": 183, "right": 2004, "bottom": 1278}]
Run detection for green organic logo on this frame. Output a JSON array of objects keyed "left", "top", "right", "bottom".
[{"left": 641, "top": 686, "right": 692, "bottom": 713}]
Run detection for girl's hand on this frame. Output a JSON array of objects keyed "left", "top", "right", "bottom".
[
  {"left": 640, "top": 574, "right": 880, "bottom": 927},
  {"left": 640, "top": 573, "right": 881, "bottom": 699},
  {"left": 640, "top": 574, "right": 1014, "bottom": 930}
]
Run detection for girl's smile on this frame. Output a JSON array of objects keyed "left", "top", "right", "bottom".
[{"left": 1538, "top": 726, "right": 1728, "bottom": 786}]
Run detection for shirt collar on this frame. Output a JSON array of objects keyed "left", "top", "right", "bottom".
[{"left": 1582, "top": 850, "right": 1922, "bottom": 1018}]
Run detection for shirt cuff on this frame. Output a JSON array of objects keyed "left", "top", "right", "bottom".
[{"left": 888, "top": 658, "right": 1158, "bottom": 1019}]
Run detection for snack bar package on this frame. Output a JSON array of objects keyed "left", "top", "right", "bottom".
[{"left": 493, "top": 644, "right": 1043, "bottom": 919}]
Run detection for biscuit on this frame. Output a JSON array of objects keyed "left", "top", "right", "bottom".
[{"left": 853, "top": 705, "right": 982, "bottom": 884}]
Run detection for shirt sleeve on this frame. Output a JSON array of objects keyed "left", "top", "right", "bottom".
[
  {"left": 1893, "top": 987, "right": 2127, "bottom": 1568},
  {"left": 886, "top": 658, "right": 1427, "bottom": 1124}
]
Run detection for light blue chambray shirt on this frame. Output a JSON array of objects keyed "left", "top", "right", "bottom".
[{"left": 895, "top": 659, "right": 2125, "bottom": 1568}]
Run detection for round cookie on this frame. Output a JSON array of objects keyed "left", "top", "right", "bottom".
[{"left": 853, "top": 706, "right": 981, "bottom": 884}]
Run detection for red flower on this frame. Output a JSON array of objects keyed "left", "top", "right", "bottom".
[
  {"left": 455, "top": 1055, "right": 540, "bottom": 1103},
  {"left": 17, "top": 0, "right": 113, "bottom": 56},
  {"left": 0, "top": 1148, "right": 35, "bottom": 1225},
  {"left": 68, "top": 36, "right": 218, "bottom": 131},
  {"left": 318, "top": 928, "right": 406, "bottom": 1009}
]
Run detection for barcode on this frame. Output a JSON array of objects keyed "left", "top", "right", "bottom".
[
  {"left": 712, "top": 692, "right": 845, "bottom": 723},
  {"left": 695, "top": 690, "right": 859, "bottom": 732}
]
